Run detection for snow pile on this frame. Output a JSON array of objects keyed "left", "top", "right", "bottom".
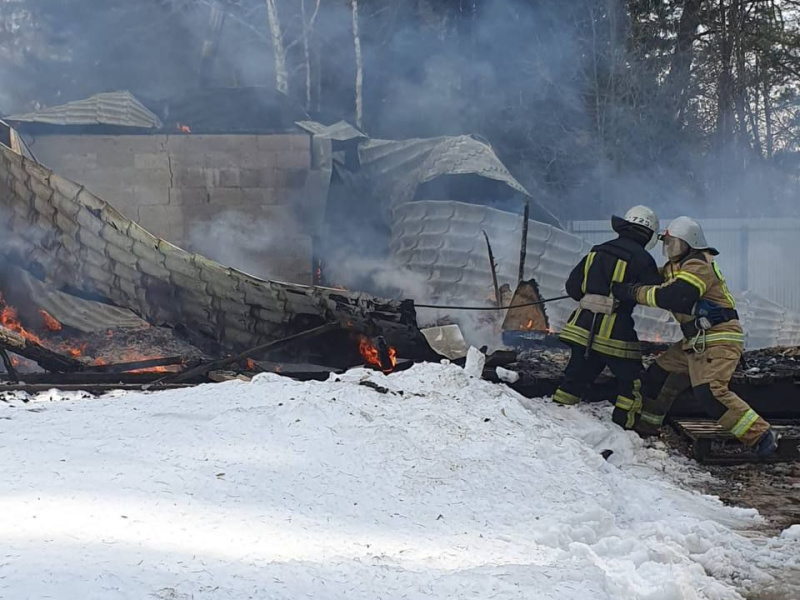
[{"left": 0, "top": 363, "right": 798, "bottom": 599}]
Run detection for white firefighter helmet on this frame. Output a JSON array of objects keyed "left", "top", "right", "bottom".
[
  {"left": 620, "top": 205, "right": 659, "bottom": 250},
  {"left": 663, "top": 216, "right": 718, "bottom": 255}
]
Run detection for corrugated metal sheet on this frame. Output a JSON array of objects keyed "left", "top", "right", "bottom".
[
  {"left": 16, "top": 268, "right": 148, "bottom": 332},
  {"left": 296, "top": 120, "right": 367, "bottom": 141},
  {"left": 299, "top": 120, "right": 562, "bottom": 227},
  {"left": 6, "top": 91, "right": 163, "bottom": 129}
]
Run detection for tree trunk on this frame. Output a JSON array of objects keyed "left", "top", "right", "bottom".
[
  {"left": 300, "top": 0, "right": 321, "bottom": 111},
  {"left": 666, "top": 0, "right": 704, "bottom": 122},
  {"left": 732, "top": 0, "right": 750, "bottom": 146},
  {"left": 266, "top": 0, "right": 289, "bottom": 95},
  {"left": 716, "top": 0, "right": 735, "bottom": 148},
  {"left": 763, "top": 77, "right": 774, "bottom": 158},
  {"left": 351, "top": 0, "right": 364, "bottom": 129},
  {"left": 199, "top": 2, "right": 226, "bottom": 87}
]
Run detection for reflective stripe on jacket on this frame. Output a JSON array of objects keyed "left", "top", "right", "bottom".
[
  {"left": 634, "top": 251, "right": 744, "bottom": 348},
  {"left": 559, "top": 235, "right": 661, "bottom": 360}
]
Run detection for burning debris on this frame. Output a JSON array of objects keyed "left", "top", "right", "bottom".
[
  {"left": 0, "top": 127, "right": 441, "bottom": 392},
  {"left": 359, "top": 336, "right": 398, "bottom": 374}
]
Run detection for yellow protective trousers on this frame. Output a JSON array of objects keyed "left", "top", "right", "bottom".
[{"left": 639, "top": 342, "right": 770, "bottom": 447}]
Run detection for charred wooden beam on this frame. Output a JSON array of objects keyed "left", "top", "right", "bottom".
[
  {"left": 150, "top": 321, "right": 340, "bottom": 387},
  {"left": 0, "top": 349, "right": 18, "bottom": 382},
  {"left": 82, "top": 356, "right": 188, "bottom": 374},
  {"left": 0, "top": 383, "right": 196, "bottom": 394},
  {"left": 3, "top": 371, "right": 207, "bottom": 385},
  {"left": 0, "top": 326, "right": 85, "bottom": 373}
]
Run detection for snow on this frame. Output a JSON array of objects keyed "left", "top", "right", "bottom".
[{"left": 1, "top": 362, "right": 798, "bottom": 599}]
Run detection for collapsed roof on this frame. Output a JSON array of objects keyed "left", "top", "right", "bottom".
[
  {"left": 296, "top": 120, "right": 561, "bottom": 228},
  {"left": 6, "top": 91, "right": 163, "bottom": 130},
  {"left": 0, "top": 136, "right": 433, "bottom": 358},
  {"left": 6, "top": 88, "right": 307, "bottom": 135}
]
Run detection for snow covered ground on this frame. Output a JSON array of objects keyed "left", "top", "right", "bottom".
[{"left": 1, "top": 362, "right": 798, "bottom": 600}]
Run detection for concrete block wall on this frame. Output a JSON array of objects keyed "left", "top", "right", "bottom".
[{"left": 27, "top": 134, "right": 313, "bottom": 283}]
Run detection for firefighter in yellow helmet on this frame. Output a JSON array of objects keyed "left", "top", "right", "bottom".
[{"left": 612, "top": 216, "right": 777, "bottom": 457}]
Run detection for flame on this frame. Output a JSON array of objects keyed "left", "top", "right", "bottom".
[
  {"left": 39, "top": 310, "right": 63, "bottom": 332},
  {"left": 118, "top": 351, "right": 172, "bottom": 373},
  {"left": 655, "top": 334, "right": 662, "bottom": 342},
  {"left": 67, "top": 342, "right": 88, "bottom": 358},
  {"left": 0, "top": 293, "right": 44, "bottom": 345},
  {"left": 359, "top": 337, "right": 397, "bottom": 373},
  {"left": 176, "top": 123, "right": 192, "bottom": 134},
  {"left": 246, "top": 358, "right": 256, "bottom": 371},
  {"left": 130, "top": 365, "right": 170, "bottom": 374},
  {"left": 314, "top": 260, "right": 323, "bottom": 285}
]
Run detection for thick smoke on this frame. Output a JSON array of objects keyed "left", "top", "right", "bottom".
[
  {"left": 186, "top": 210, "right": 291, "bottom": 281},
  {"left": 3, "top": 0, "right": 799, "bottom": 336}
]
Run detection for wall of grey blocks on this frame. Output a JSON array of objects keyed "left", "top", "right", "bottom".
[{"left": 28, "top": 134, "right": 313, "bottom": 284}]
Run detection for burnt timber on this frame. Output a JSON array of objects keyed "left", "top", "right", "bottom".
[{"left": 0, "top": 325, "right": 86, "bottom": 373}]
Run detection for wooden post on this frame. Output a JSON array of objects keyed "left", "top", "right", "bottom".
[
  {"left": 518, "top": 199, "right": 530, "bottom": 284},
  {"left": 483, "top": 230, "right": 501, "bottom": 307}
]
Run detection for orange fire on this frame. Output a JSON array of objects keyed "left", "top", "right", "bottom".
[
  {"left": 176, "top": 123, "right": 191, "bottom": 134},
  {"left": 39, "top": 310, "right": 63, "bottom": 332},
  {"left": 67, "top": 342, "right": 88, "bottom": 358},
  {"left": 0, "top": 293, "right": 44, "bottom": 345},
  {"left": 246, "top": 358, "right": 256, "bottom": 371},
  {"left": 359, "top": 337, "right": 397, "bottom": 373},
  {"left": 0, "top": 294, "right": 176, "bottom": 373},
  {"left": 130, "top": 365, "right": 170, "bottom": 374},
  {"left": 655, "top": 334, "right": 662, "bottom": 342}
]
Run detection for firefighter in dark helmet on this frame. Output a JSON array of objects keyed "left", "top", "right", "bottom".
[
  {"left": 554, "top": 206, "right": 662, "bottom": 429},
  {"left": 612, "top": 216, "right": 777, "bottom": 457}
]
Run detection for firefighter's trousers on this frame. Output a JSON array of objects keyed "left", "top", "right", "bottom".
[
  {"left": 554, "top": 346, "right": 643, "bottom": 428},
  {"left": 638, "top": 342, "right": 770, "bottom": 447}
]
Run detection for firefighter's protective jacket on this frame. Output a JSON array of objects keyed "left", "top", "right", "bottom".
[
  {"left": 559, "top": 235, "right": 662, "bottom": 360},
  {"left": 633, "top": 250, "right": 744, "bottom": 348}
]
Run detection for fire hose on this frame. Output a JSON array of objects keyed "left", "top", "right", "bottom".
[{"left": 414, "top": 295, "right": 571, "bottom": 311}]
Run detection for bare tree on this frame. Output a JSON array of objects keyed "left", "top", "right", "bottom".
[
  {"left": 351, "top": 0, "right": 364, "bottom": 129},
  {"left": 266, "top": 0, "right": 289, "bottom": 94},
  {"left": 300, "top": 0, "right": 321, "bottom": 110}
]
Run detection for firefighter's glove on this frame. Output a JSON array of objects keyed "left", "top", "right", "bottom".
[
  {"left": 611, "top": 282, "right": 639, "bottom": 303},
  {"left": 579, "top": 294, "right": 617, "bottom": 315}
]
